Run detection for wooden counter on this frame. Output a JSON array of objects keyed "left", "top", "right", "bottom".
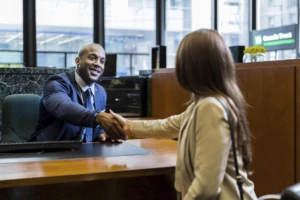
[
  {"left": 0, "top": 139, "right": 178, "bottom": 200},
  {"left": 151, "top": 60, "right": 300, "bottom": 196}
]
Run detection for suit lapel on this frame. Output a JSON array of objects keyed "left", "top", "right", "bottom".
[{"left": 67, "top": 70, "right": 84, "bottom": 105}]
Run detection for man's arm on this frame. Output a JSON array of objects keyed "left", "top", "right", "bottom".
[
  {"left": 43, "top": 75, "right": 126, "bottom": 139},
  {"left": 43, "top": 78, "right": 97, "bottom": 127}
]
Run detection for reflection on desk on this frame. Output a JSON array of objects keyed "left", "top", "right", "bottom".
[
  {"left": 0, "top": 139, "right": 178, "bottom": 200},
  {"left": 0, "top": 141, "right": 152, "bottom": 164}
]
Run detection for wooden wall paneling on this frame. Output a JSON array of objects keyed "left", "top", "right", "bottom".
[
  {"left": 237, "top": 66, "right": 295, "bottom": 196},
  {"left": 0, "top": 174, "right": 176, "bottom": 200},
  {"left": 152, "top": 70, "right": 190, "bottom": 118},
  {"left": 151, "top": 64, "right": 296, "bottom": 196},
  {"left": 236, "top": 59, "right": 300, "bottom": 68}
]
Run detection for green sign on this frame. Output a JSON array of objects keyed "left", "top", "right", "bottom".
[{"left": 250, "top": 24, "right": 297, "bottom": 51}]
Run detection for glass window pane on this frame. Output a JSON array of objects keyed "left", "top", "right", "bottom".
[
  {"left": 36, "top": 0, "right": 93, "bottom": 67},
  {"left": 66, "top": 53, "right": 77, "bottom": 68},
  {"left": 116, "top": 55, "right": 131, "bottom": 76},
  {"left": 257, "top": 0, "right": 297, "bottom": 29},
  {"left": 0, "top": 0, "right": 23, "bottom": 67},
  {"left": 257, "top": 0, "right": 298, "bottom": 60},
  {"left": 166, "top": 0, "right": 212, "bottom": 68},
  {"left": 218, "top": 0, "right": 249, "bottom": 47},
  {"left": 132, "top": 54, "right": 149, "bottom": 75},
  {"left": 0, "top": 52, "right": 23, "bottom": 65},
  {"left": 105, "top": 0, "right": 156, "bottom": 75},
  {"left": 37, "top": 53, "right": 65, "bottom": 68}
]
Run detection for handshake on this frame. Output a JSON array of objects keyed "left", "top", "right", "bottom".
[{"left": 94, "top": 110, "right": 133, "bottom": 143}]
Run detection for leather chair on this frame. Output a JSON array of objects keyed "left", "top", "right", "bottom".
[
  {"left": 1, "top": 94, "right": 41, "bottom": 143},
  {"left": 259, "top": 183, "right": 300, "bottom": 200}
]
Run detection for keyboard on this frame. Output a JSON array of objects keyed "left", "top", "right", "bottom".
[{"left": 0, "top": 140, "right": 82, "bottom": 153}]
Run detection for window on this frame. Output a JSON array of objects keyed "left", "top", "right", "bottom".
[
  {"left": 257, "top": 0, "right": 298, "bottom": 60},
  {"left": 267, "top": 0, "right": 276, "bottom": 6},
  {"left": 218, "top": 0, "right": 249, "bottom": 47},
  {"left": 128, "top": 0, "right": 143, "bottom": 6},
  {"left": 289, "top": 13, "right": 297, "bottom": 24},
  {"left": 0, "top": 0, "right": 23, "bottom": 67},
  {"left": 36, "top": 0, "right": 93, "bottom": 68},
  {"left": 268, "top": 16, "right": 275, "bottom": 27},
  {"left": 105, "top": 0, "right": 155, "bottom": 76},
  {"left": 287, "top": 0, "right": 297, "bottom": 7},
  {"left": 165, "top": 0, "right": 212, "bottom": 68},
  {"left": 257, "top": 0, "right": 297, "bottom": 29}
]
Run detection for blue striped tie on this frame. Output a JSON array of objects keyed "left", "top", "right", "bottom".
[{"left": 85, "top": 88, "right": 94, "bottom": 142}]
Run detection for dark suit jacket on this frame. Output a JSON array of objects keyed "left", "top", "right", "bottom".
[{"left": 31, "top": 70, "right": 107, "bottom": 141}]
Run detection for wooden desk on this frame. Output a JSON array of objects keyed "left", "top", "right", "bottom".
[{"left": 0, "top": 139, "right": 178, "bottom": 200}]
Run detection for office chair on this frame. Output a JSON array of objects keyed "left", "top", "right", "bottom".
[
  {"left": 1, "top": 94, "right": 41, "bottom": 143},
  {"left": 258, "top": 183, "right": 300, "bottom": 200}
]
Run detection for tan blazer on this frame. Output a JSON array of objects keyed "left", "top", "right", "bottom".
[{"left": 132, "top": 97, "right": 257, "bottom": 200}]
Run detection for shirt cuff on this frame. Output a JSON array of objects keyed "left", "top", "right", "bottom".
[{"left": 93, "top": 110, "right": 101, "bottom": 127}]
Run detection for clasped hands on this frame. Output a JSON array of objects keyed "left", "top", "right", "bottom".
[{"left": 94, "top": 110, "right": 132, "bottom": 143}]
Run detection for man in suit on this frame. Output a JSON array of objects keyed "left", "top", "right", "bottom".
[{"left": 30, "top": 43, "right": 126, "bottom": 142}]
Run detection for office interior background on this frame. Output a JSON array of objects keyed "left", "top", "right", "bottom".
[{"left": 0, "top": 0, "right": 298, "bottom": 75}]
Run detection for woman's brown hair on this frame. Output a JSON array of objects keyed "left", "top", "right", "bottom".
[{"left": 175, "top": 29, "right": 252, "bottom": 170}]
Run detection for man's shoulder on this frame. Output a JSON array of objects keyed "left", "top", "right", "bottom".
[{"left": 46, "top": 71, "right": 72, "bottom": 84}]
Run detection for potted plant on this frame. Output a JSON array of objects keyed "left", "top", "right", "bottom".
[{"left": 243, "top": 46, "right": 266, "bottom": 63}]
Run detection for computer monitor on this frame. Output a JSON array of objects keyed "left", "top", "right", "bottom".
[
  {"left": 229, "top": 46, "right": 245, "bottom": 63},
  {"left": 151, "top": 45, "right": 166, "bottom": 69},
  {"left": 102, "top": 54, "right": 117, "bottom": 77}
]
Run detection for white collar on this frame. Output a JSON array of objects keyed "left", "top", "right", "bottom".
[{"left": 75, "top": 71, "right": 95, "bottom": 95}]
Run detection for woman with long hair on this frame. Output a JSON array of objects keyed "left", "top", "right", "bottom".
[{"left": 110, "top": 29, "right": 257, "bottom": 200}]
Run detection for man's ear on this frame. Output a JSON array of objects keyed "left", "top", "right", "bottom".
[{"left": 75, "top": 57, "right": 80, "bottom": 65}]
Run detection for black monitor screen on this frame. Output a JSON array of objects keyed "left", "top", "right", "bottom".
[{"left": 102, "top": 54, "right": 117, "bottom": 77}]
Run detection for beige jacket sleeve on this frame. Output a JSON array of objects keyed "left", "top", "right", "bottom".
[
  {"left": 184, "top": 99, "right": 231, "bottom": 200},
  {"left": 131, "top": 104, "right": 193, "bottom": 139}
]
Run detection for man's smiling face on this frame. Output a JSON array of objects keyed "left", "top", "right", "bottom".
[{"left": 75, "top": 44, "right": 106, "bottom": 86}]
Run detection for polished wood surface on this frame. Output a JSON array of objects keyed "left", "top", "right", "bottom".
[
  {"left": 152, "top": 69, "right": 190, "bottom": 119},
  {"left": 236, "top": 59, "right": 300, "bottom": 68},
  {"left": 237, "top": 66, "right": 295, "bottom": 196},
  {"left": 0, "top": 139, "right": 178, "bottom": 188},
  {"left": 151, "top": 63, "right": 297, "bottom": 196}
]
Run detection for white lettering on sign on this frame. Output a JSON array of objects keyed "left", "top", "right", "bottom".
[
  {"left": 263, "top": 34, "right": 279, "bottom": 42},
  {"left": 278, "top": 32, "right": 292, "bottom": 39},
  {"left": 263, "top": 32, "right": 293, "bottom": 42}
]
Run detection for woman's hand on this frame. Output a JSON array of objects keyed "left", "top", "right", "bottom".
[{"left": 110, "top": 110, "right": 134, "bottom": 139}]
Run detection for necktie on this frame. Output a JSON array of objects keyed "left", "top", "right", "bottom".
[{"left": 85, "top": 88, "right": 94, "bottom": 142}]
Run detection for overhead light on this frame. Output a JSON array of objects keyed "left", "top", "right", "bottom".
[
  {"left": 40, "top": 34, "right": 64, "bottom": 45},
  {"left": 57, "top": 36, "right": 81, "bottom": 45},
  {"left": 5, "top": 33, "right": 22, "bottom": 43},
  {"left": 36, "top": 33, "right": 44, "bottom": 38}
]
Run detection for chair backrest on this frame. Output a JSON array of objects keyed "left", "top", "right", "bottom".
[
  {"left": 258, "top": 183, "right": 300, "bottom": 200},
  {"left": 1, "top": 94, "right": 41, "bottom": 143},
  {"left": 281, "top": 183, "right": 300, "bottom": 200}
]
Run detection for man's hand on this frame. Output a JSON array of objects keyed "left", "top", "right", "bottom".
[
  {"left": 98, "top": 133, "right": 122, "bottom": 143},
  {"left": 94, "top": 112, "right": 127, "bottom": 140},
  {"left": 110, "top": 110, "right": 134, "bottom": 139}
]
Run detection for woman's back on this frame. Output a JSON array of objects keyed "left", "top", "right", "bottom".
[{"left": 174, "top": 97, "right": 257, "bottom": 200}]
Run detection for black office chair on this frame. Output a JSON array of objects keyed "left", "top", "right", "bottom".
[
  {"left": 1, "top": 94, "right": 41, "bottom": 143},
  {"left": 259, "top": 183, "right": 300, "bottom": 200}
]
